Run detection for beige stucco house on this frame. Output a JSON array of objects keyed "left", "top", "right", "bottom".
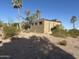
[{"left": 29, "top": 19, "right": 61, "bottom": 34}]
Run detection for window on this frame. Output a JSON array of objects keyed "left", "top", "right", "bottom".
[
  {"left": 35, "top": 23, "right": 37, "bottom": 25},
  {"left": 39, "top": 21, "right": 42, "bottom": 25}
]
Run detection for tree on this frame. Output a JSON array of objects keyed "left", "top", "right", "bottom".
[
  {"left": 35, "top": 9, "right": 40, "bottom": 19},
  {"left": 25, "top": 9, "right": 40, "bottom": 27},
  {"left": 12, "top": 0, "right": 22, "bottom": 8},
  {"left": 25, "top": 9, "right": 31, "bottom": 23},
  {"left": 71, "top": 16, "right": 77, "bottom": 29},
  {"left": 25, "top": 12, "right": 36, "bottom": 25},
  {"left": 26, "top": 9, "right": 30, "bottom": 17},
  {"left": 12, "top": 0, "right": 22, "bottom": 30},
  {"left": 28, "top": 14, "right": 36, "bottom": 25}
]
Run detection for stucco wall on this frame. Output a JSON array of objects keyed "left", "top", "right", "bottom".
[
  {"left": 29, "top": 20, "right": 61, "bottom": 34},
  {"left": 44, "top": 21, "right": 61, "bottom": 34},
  {"left": 29, "top": 21, "right": 44, "bottom": 33},
  {"left": 44, "top": 21, "right": 49, "bottom": 33}
]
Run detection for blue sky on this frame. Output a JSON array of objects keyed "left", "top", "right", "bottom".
[{"left": 0, "top": 0, "right": 79, "bottom": 29}]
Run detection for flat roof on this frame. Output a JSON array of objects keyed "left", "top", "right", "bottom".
[{"left": 33, "top": 18, "right": 61, "bottom": 23}]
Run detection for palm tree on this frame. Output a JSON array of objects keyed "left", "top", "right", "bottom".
[
  {"left": 71, "top": 16, "right": 77, "bottom": 29},
  {"left": 12, "top": 0, "right": 22, "bottom": 8},
  {"left": 25, "top": 9, "right": 30, "bottom": 23},
  {"left": 25, "top": 10, "right": 36, "bottom": 24},
  {"left": 26, "top": 9, "right": 30, "bottom": 17},
  {"left": 25, "top": 9, "right": 40, "bottom": 28},
  {"left": 12, "top": 0, "right": 22, "bottom": 30},
  {"left": 35, "top": 9, "right": 40, "bottom": 19}
]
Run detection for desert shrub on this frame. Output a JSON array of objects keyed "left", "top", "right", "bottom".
[
  {"left": 58, "top": 40, "right": 67, "bottom": 46},
  {"left": 11, "top": 24, "right": 20, "bottom": 32},
  {"left": 68, "top": 29, "right": 79, "bottom": 38},
  {"left": 22, "top": 23, "right": 30, "bottom": 30},
  {"left": 51, "top": 25, "right": 67, "bottom": 38},
  {"left": 0, "top": 20, "right": 3, "bottom": 27},
  {"left": 3, "top": 25, "right": 17, "bottom": 39},
  {"left": 12, "top": 23, "right": 19, "bottom": 28}
]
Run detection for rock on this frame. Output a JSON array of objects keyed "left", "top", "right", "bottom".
[
  {"left": 58, "top": 40, "right": 67, "bottom": 46},
  {"left": 0, "top": 41, "right": 2, "bottom": 43}
]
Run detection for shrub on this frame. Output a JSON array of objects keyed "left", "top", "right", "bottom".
[
  {"left": 58, "top": 40, "right": 67, "bottom": 46},
  {"left": 22, "top": 23, "right": 30, "bottom": 30},
  {"left": 12, "top": 23, "right": 19, "bottom": 28},
  {"left": 3, "top": 25, "right": 17, "bottom": 39},
  {"left": 51, "top": 25, "right": 67, "bottom": 38},
  {"left": 0, "top": 20, "right": 3, "bottom": 28},
  {"left": 68, "top": 29, "right": 79, "bottom": 38}
]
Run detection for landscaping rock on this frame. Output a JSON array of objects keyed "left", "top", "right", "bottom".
[{"left": 58, "top": 40, "right": 67, "bottom": 46}]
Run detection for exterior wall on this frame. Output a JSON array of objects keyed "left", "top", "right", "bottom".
[
  {"left": 29, "top": 21, "right": 44, "bottom": 33},
  {"left": 29, "top": 20, "right": 61, "bottom": 34},
  {"left": 44, "top": 21, "right": 50, "bottom": 33},
  {"left": 44, "top": 21, "right": 61, "bottom": 34}
]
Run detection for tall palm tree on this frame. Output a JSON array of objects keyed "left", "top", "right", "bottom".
[
  {"left": 25, "top": 9, "right": 30, "bottom": 23},
  {"left": 25, "top": 10, "right": 36, "bottom": 24},
  {"left": 35, "top": 9, "right": 40, "bottom": 19},
  {"left": 71, "top": 16, "right": 77, "bottom": 29},
  {"left": 26, "top": 9, "right": 30, "bottom": 17},
  {"left": 25, "top": 9, "right": 40, "bottom": 27},
  {"left": 12, "top": 0, "right": 22, "bottom": 30},
  {"left": 12, "top": 0, "right": 22, "bottom": 8}
]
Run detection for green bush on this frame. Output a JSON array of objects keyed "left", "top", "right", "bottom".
[
  {"left": 51, "top": 25, "right": 67, "bottom": 38},
  {"left": 3, "top": 25, "right": 17, "bottom": 39},
  {"left": 68, "top": 29, "right": 79, "bottom": 38}
]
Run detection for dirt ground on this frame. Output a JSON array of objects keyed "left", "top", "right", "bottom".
[{"left": 0, "top": 32, "right": 79, "bottom": 59}]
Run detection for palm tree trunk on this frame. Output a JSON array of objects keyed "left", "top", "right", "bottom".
[
  {"left": 73, "top": 22, "right": 75, "bottom": 29},
  {"left": 18, "top": 8, "right": 21, "bottom": 30}
]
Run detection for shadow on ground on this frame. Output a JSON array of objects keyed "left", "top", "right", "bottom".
[{"left": 0, "top": 36, "right": 75, "bottom": 59}]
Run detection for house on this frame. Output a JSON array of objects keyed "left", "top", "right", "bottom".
[{"left": 29, "top": 18, "right": 61, "bottom": 34}]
